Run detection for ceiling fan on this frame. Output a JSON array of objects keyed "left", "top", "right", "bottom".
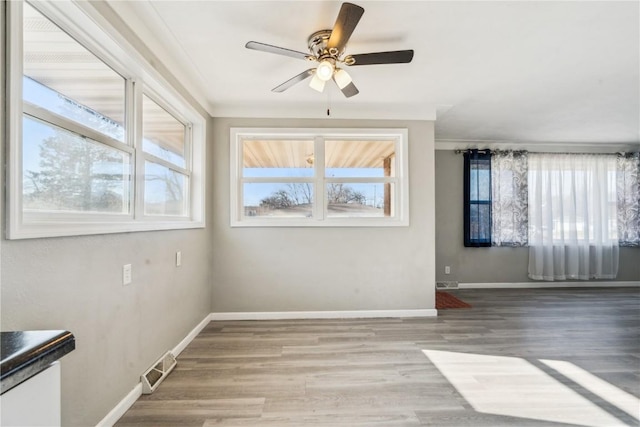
[{"left": 245, "top": 2, "right": 414, "bottom": 98}]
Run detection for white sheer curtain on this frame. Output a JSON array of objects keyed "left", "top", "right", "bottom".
[{"left": 528, "top": 153, "right": 619, "bottom": 281}]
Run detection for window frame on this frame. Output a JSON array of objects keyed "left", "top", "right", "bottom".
[
  {"left": 230, "top": 128, "right": 409, "bottom": 227},
  {"left": 5, "top": 0, "right": 206, "bottom": 239}
]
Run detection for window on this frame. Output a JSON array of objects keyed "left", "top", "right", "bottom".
[
  {"left": 230, "top": 128, "right": 409, "bottom": 226},
  {"left": 463, "top": 150, "right": 491, "bottom": 246},
  {"left": 22, "top": 115, "right": 131, "bottom": 214},
  {"left": 463, "top": 149, "right": 638, "bottom": 248},
  {"left": 141, "top": 94, "right": 190, "bottom": 216},
  {"left": 527, "top": 153, "right": 619, "bottom": 280},
  {"left": 241, "top": 138, "right": 315, "bottom": 219},
  {"left": 325, "top": 139, "right": 397, "bottom": 218},
  {"left": 6, "top": 1, "right": 206, "bottom": 238},
  {"left": 528, "top": 153, "right": 619, "bottom": 243}
]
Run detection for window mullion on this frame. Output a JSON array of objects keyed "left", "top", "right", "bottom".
[
  {"left": 314, "top": 136, "right": 325, "bottom": 221},
  {"left": 185, "top": 124, "right": 193, "bottom": 170},
  {"left": 123, "top": 77, "right": 135, "bottom": 218},
  {"left": 132, "top": 80, "right": 145, "bottom": 220}
]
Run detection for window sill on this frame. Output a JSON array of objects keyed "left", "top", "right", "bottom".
[
  {"left": 7, "top": 219, "right": 205, "bottom": 240},
  {"left": 230, "top": 217, "right": 409, "bottom": 228}
]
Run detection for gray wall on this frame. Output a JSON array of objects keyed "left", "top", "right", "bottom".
[
  {"left": 435, "top": 150, "right": 640, "bottom": 283},
  {"left": 0, "top": 3, "right": 214, "bottom": 424},
  {"left": 0, "top": 118, "right": 214, "bottom": 427},
  {"left": 211, "top": 117, "right": 436, "bottom": 313},
  {"left": 0, "top": 231, "right": 212, "bottom": 426}
]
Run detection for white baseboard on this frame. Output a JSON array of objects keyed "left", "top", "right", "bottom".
[
  {"left": 96, "top": 313, "right": 212, "bottom": 427},
  {"left": 95, "top": 383, "right": 142, "bottom": 427},
  {"left": 172, "top": 314, "right": 212, "bottom": 356},
  {"left": 459, "top": 281, "right": 640, "bottom": 289},
  {"left": 210, "top": 309, "right": 437, "bottom": 321}
]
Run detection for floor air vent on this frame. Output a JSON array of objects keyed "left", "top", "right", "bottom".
[
  {"left": 141, "top": 351, "right": 177, "bottom": 394},
  {"left": 436, "top": 281, "right": 459, "bottom": 289}
]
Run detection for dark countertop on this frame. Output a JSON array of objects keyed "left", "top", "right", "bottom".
[{"left": 1, "top": 330, "right": 75, "bottom": 394}]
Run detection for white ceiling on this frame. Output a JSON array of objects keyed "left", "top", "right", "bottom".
[{"left": 107, "top": 1, "right": 639, "bottom": 146}]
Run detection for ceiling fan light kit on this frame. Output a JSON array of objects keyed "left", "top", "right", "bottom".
[{"left": 245, "top": 2, "right": 414, "bottom": 98}]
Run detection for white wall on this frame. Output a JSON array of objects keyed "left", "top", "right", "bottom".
[{"left": 211, "top": 117, "right": 436, "bottom": 313}]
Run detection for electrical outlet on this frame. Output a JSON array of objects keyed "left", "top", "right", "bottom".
[
  {"left": 123, "top": 264, "right": 132, "bottom": 285},
  {"left": 445, "top": 266, "right": 451, "bottom": 275},
  {"left": 176, "top": 251, "right": 182, "bottom": 267}
]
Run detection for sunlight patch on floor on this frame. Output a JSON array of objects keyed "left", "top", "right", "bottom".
[
  {"left": 423, "top": 349, "right": 633, "bottom": 427},
  {"left": 540, "top": 359, "right": 640, "bottom": 421}
]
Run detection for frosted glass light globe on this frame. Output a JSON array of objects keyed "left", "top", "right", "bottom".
[
  {"left": 316, "top": 60, "right": 334, "bottom": 81},
  {"left": 333, "top": 69, "right": 352, "bottom": 89}
]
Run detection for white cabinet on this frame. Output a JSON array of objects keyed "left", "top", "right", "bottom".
[{"left": 0, "top": 362, "right": 61, "bottom": 426}]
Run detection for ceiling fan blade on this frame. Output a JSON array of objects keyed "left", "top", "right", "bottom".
[
  {"left": 246, "top": 41, "right": 310, "bottom": 61},
  {"left": 334, "top": 78, "right": 359, "bottom": 98},
  {"left": 348, "top": 50, "right": 414, "bottom": 66},
  {"left": 272, "top": 69, "right": 315, "bottom": 92},
  {"left": 327, "top": 2, "right": 365, "bottom": 53}
]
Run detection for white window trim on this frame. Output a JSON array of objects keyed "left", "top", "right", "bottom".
[
  {"left": 230, "top": 127, "right": 410, "bottom": 227},
  {"left": 5, "top": 0, "right": 206, "bottom": 239}
]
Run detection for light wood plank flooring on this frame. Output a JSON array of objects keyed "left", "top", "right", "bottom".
[{"left": 116, "top": 288, "right": 640, "bottom": 426}]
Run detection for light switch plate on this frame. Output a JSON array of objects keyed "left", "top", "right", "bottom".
[{"left": 123, "top": 264, "right": 132, "bottom": 285}]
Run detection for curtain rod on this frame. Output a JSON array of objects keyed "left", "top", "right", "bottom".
[
  {"left": 452, "top": 149, "right": 634, "bottom": 155},
  {"left": 454, "top": 149, "right": 490, "bottom": 154},
  {"left": 452, "top": 149, "right": 524, "bottom": 154}
]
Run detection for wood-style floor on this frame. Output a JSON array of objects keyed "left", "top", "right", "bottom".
[{"left": 116, "top": 288, "right": 640, "bottom": 427}]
